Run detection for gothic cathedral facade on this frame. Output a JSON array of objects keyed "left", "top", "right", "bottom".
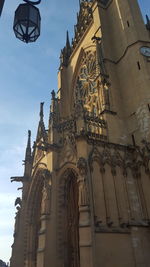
[{"left": 10, "top": 0, "right": 150, "bottom": 266}]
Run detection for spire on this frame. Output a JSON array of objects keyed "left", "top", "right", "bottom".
[
  {"left": 59, "top": 31, "right": 72, "bottom": 67},
  {"left": 66, "top": 30, "right": 71, "bottom": 50},
  {"left": 25, "top": 130, "right": 31, "bottom": 162},
  {"left": 35, "top": 102, "right": 48, "bottom": 142},
  {"left": 64, "top": 30, "right": 71, "bottom": 60},
  {"left": 22, "top": 130, "right": 32, "bottom": 179}
]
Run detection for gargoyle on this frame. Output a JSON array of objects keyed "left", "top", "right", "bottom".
[
  {"left": 17, "top": 187, "right": 23, "bottom": 190},
  {"left": 15, "top": 197, "right": 22, "bottom": 207},
  {"left": 10, "top": 176, "right": 23, "bottom": 183}
]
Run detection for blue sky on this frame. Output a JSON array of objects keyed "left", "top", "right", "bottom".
[{"left": 0, "top": 0, "right": 149, "bottom": 263}]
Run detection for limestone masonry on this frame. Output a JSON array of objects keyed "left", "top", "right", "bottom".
[{"left": 10, "top": 0, "right": 150, "bottom": 266}]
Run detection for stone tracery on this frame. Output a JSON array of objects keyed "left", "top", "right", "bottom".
[
  {"left": 75, "top": 50, "right": 111, "bottom": 117},
  {"left": 75, "top": 51, "right": 99, "bottom": 115}
]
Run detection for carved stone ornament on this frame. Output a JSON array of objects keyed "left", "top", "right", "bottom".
[
  {"left": 74, "top": 100, "right": 85, "bottom": 119},
  {"left": 78, "top": 177, "right": 89, "bottom": 206},
  {"left": 14, "top": 197, "right": 22, "bottom": 208},
  {"left": 10, "top": 176, "right": 24, "bottom": 183},
  {"left": 77, "top": 157, "right": 88, "bottom": 176},
  {"left": 59, "top": 133, "right": 77, "bottom": 167},
  {"left": 77, "top": 157, "right": 89, "bottom": 206},
  {"left": 57, "top": 119, "right": 75, "bottom": 133},
  {"left": 41, "top": 178, "right": 51, "bottom": 215},
  {"left": 88, "top": 142, "right": 150, "bottom": 178}
]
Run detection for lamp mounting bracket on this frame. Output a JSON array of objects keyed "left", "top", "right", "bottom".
[{"left": 23, "top": 0, "right": 41, "bottom": 5}]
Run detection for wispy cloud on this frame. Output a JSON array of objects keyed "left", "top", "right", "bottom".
[
  {"left": 0, "top": 193, "right": 19, "bottom": 262},
  {"left": 0, "top": 235, "right": 14, "bottom": 262}
]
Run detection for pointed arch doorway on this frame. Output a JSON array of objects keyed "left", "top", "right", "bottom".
[{"left": 63, "top": 170, "right": 80, "bottom": 267}]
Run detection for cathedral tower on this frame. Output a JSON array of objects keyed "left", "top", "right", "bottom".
[{"left": 10, "top": 0, "right": 150, "bottom": 266}]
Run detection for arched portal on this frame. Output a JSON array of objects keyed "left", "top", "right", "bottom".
[
  {"left": 59, "top": 169, "right": 80, "bottom": 267},
  {"left": 66, "top": 173, "right": 79, "bottom": 267},
  {"left": 25, "top": 168, "right": 51, "bottom": 267}
]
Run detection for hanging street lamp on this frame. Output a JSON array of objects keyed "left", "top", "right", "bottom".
[
  {"left": 13, "top": 0, "right": 41, "bottom": 43},
  {"left": 0, "top": 0, "right": 5, "bottom": 17}
]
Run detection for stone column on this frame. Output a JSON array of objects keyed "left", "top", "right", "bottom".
[{"left": 77, "top": 158, "right": 93, "bottom": 267}]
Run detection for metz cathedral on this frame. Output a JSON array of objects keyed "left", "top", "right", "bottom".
[{"left": 10, "top": 0, "right": 150, "bottom": 266}]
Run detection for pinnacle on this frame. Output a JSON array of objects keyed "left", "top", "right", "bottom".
[
  {"left": 40, "top": 102, "right": 44, "bottom": 121},
  {"left": 37, "top": 102, "right": 48, "bottom": 142},
  {"left": 25, "top": 130, "right": 31, "bottom": 162},
  {"left": 27, "top": 130, "right": 31, "bottom": 149},
  {"left": 51, "top": 90, "right": 55, "bottom": 100}
]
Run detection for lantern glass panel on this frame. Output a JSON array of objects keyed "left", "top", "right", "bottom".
[
  {"left": 29, "top": 5, "right": 38, "bottom": 23},
  {"left": 16, "top": 4, "right": 28, "bottom": 21}
]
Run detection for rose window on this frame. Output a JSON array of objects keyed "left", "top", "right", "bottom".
[
  {"left": 75, "top": 51, "right": 97, "bottom": 107},
  {"left": 75, "top": 51, "right": 101, "bottom": 115}
]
